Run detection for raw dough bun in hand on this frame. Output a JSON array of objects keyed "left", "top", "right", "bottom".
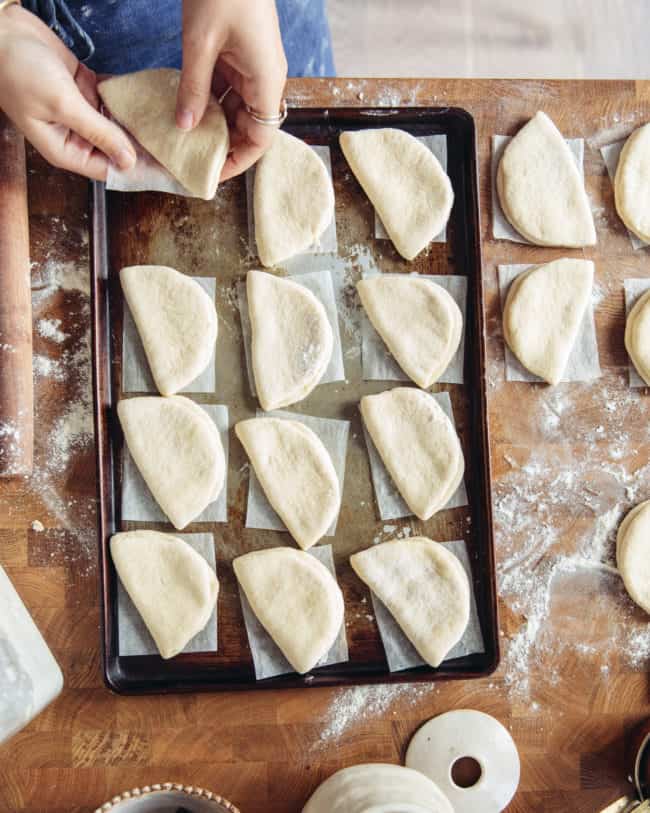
[
  {"left": 235, "top": 417, "right": 340, "bottom": 550},
  {"left": 302, "top": 763, "right": 453, "bottom": 813},
  {"left": 617, "top": 499, "right": 650, "bottom": 614},
  {"left": 111, "top": 530, "right": 218, "bottom": 659},
  {"left": 503, "top": 258, "right": 594, "bottom": 385},
  {"left": 339, "top": 128, "right": 453, "bottom": 260},
  {"left": 625, "top": 289, "right": 650, "bottom": 385},
  {"left": 615, "top": 123, "right": 650, "bottom": 243},
  {"left": 254, "top": 130, "right": 335, "bottom": 267},
  {"left": 357, "top": 275, "right": 462, "bottom": 388},
  {"left": 121, "top": 265, "right": 217, "bottom": 396},
  {"left": 350, "top": 537, "right": 470, "bottom": 668},
  {"left": 98, "top": 68, "right": 229, "bottom": 200},
  {"left": 360, "top": 387, "right": 464, "bottom": 520},
  {"left": 118, "top": 395, "right": 225, "bottom": 529},
  {"left": 247, "top": 270, "right": 333, "bottom": 411},
  {"left": 497, "top": 111, "right": 596, "bottom": 247},
  {"left": 233, "top": 547, "right": 344, "bottom": 674}
]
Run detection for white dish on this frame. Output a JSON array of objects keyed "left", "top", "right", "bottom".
[{"left": 94, "top": 783, "right": 240, "bottom": 813}]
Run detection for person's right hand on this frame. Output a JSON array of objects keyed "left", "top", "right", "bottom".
[{"left": 0, "top": 5, "right": 135, "bottom": 180}]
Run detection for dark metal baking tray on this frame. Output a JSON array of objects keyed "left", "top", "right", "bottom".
[{"left": 90, "top": 105, "right": 499, "bottom": 693}]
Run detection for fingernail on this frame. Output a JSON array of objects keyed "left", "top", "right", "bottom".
[
  {"left": 177, "top": 109, "right": 194, "bottom": 131},
  {"left": 115, "top": 147, "right": 136, "bottom": 170}
]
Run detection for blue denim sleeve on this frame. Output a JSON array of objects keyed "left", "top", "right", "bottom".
[{"left": 24, "top": 0, "right": 335, "bottom": 77}]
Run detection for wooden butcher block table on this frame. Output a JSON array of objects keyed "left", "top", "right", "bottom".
[{"left": 1, "top": 78, "right": 650, "bottom": 813}]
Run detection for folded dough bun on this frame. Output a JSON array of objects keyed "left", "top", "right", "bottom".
[
  {"left": 98, "top": 68, "right": 229, "bottom": 199},
  {"left": 233, "top": 547, "right": 344, "bottom": 674},
  {"left": 120, "top": 265, "right": 217, "bottom": 396},
  {"left": 118, "top": 395, "right": 225, "bottom": 529},
  {"left": 111, "top": 530, "right": 218, "bottom": 659}
]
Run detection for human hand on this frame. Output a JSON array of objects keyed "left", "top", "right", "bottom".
[
  {"left": 176, "top": 0, "right": 288, "bottom": 181},
  {"left": 0, "top": 6, "right": 136, "bottom": 181}
]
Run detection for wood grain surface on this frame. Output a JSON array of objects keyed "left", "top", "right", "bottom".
[
  {"left": 0, "top": 113, "right": 33, "bottom": 477},
  {"left": 1, "top": 78, "right": 650, "bottom": 813}
]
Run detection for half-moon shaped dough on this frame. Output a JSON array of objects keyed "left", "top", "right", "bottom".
[
  {"left": 350, "top": 537, "right": 470, "bottom": 668},
  {"left": 340, "top": 128, "right": 454, "bottom": 260},
  {"left": 615, "top": 123, "right": 650, "bottom": 243},
  {"left": 247, "top": 270, "right": 333, "bottom": 411},
  {"left": 111, "top": 530, "right": 219, "bottom": 659},
  {"left": 98, "top": 68, "right": 229, "bottom": 199},
  {"left": 118, "top": 395, "right": 225, "bottom": 529},
  {"left": 121, "top": 265, "right": 217, "bottom": 396},
  {"left": 235, "top": 417, "right": 340, "bottom": 550},
  {"left": 357, "top": 275, "right": 462, "bottom": 388},
  {"left": 625, "top": 289, "right": 650, "bottom": 386},
  {"left": 503, "top": 258, "right": 593, "bottom": 385},
  {"left": 233, "top": 547, "right": 344, "bottom": 674},
  {"left": 497, "top": 111, "right": 596, "bottom": 247},
  {"left": 360, "top": 387, "right": 464, "bottom": 520},
  {"left": 617, "top": 499, "right": 650, "bottom": 614},
  {"left": 302, "top": 763, "right": 453, "bottom": 813},
  {"left": 254, "top": 130, "right": 335, "bottom": 267}
]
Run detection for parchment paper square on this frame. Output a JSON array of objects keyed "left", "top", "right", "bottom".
[
  {"left": 498, "top": 264, "right": 601, "bottom": 383},
  {"left": 369, "top": 539, "right": 484, "bottom": 672},
  {"left": 601, "top": 139, "right": 648, "bottom": 250},
  {"left": 244, "top": 409, "right": 349, "bottom": 536},
  {"left": 624, "top": 278, "right": 650, "bottom": 387},
  {"left": 104, "top": 114, "right": 193, "bottom": 196},
  {"left": 374, "top": 134, "right": 448, "bottom": 243},
  {"left": 246, "top": 144, "right": 337, "bottom": 259},
  {"left": 122, "top": 277, "right": 216, "bottom": 394},
  {"left": 117, "top": 532, "right": 217, "bottom": 656},
  {"left": 491, "top": 134, "right": 585, "bottom": 243},
  {"left": 238, "top": 268, "right": 345, "bottom": 397},
  {"left": 237, "top": 544, "right": 348, "bottom": 679},
  {"left": 360, "top": 269, "right": 467, "bottom": 385},
  {"left": 362, "top": 390, "right": 468, "bottom": 521},
  {"left": 121, "top": 404, "right": 229, "bottom": 524}
]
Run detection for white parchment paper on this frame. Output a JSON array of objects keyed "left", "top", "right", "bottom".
[
  {"left": 491, "top": 134, "right": 585, "bottom": 243},
  {"left": 238, "top": 269, "right": 345, "bottom": 397},
  {"left": 363, "top": 390, "right": 468, "bottom": 521},
  {"left": 497, "top": 264, "right": 601, "bottom": 383},
  {"left": 601, "top": 139, "right": 648, "bottom": 250},
  {"left": 237, "top": 544, "right": 348, "bottom": 679},
  {"left": 244, "top": 409, "right": 349, "bottom": 536},
  {"left": 104, "top": 115, "right": 195, "bottom": 196},
  {"left": 624, "top": 278, "right": 650, "bottom": 387},
  {"left": 369, "top": 539, "right": 485, "bottom": 672},
  {"left": 117, "top": 532, "right": 218, "bottom": 656},
  {"left": 374, "top": 134, "right": 448, "bottom": 243},
  {"left": 122, "top": 277, "right": 216, "bottom": 394},
  {"left": 246, "top": 144, "right": 337, "bottom": 259},
  {"left": 121, "top": 404, "right": 229, "bottom": 524},
  {"left": 360, "top": 269, "right": 467, "bottom": 385}
]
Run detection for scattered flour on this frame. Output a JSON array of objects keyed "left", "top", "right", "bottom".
[
  {"left": 317, "top": 683, "right": 434, "bottom": 748},
  {"left": 37, "top": 318, "right": 66, "bottom": 344},
  {"left": 495, "top": 373, "right": 650, "bottom": 700}
]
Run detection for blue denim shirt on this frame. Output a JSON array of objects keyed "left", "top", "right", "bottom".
[{"left": 22, "top": 0, "right": 335, "bottom": 77}]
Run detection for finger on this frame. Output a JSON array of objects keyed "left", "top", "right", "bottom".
[
  {"left": 26, "top": 120, "right": 110, "bottom": 181},
  {"left": 219, "top": 106, "right": 276, "bottom": 182},
  {"left": 60, "top": 80, "right": 136, "bottom": 170},
  {"left": 176, "top": 5, "right": 222, "bottom": 130},
  {"left": 75, "top": 63, "right": 101, "bottom": 110},
  {"left": 217, "top": 44, "right": 287, "bottom": 116}
]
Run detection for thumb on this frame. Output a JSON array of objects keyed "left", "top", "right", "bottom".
[
  {"left": 63, "top": 96, "right": 136, "bottom": 170},
  {"left": 176, "top": 33, "right": 219, "bottom": 131}
]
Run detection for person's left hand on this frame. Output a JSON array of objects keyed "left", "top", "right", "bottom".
[{"left": 176, "top": 0, "right": 288, "bottom": 181}]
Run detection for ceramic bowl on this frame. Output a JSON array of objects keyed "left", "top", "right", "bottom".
[{"left": 94, "top": 782, "right": 240, "bottom": 813}]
